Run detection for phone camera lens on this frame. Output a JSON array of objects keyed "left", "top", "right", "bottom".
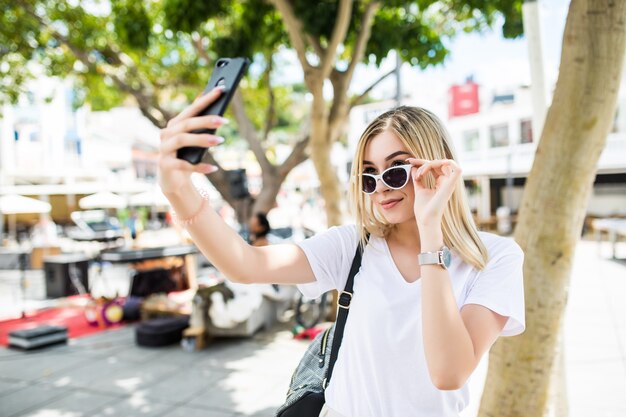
[{"left": 216, "top": 59, "right": 228, "bottom": 68}]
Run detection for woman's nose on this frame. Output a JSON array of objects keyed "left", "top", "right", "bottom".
[{"left": 374, "top": 177, "right": 388, "bottom": 193}]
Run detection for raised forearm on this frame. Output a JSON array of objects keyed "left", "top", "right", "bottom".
[
  {"left": 165, "top": 182, "right": 253, "bottom": 283},
  {"left": 419, "top": 225, "right": 476, "bottom": 390}
]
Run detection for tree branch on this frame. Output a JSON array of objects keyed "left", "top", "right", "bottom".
[
  {"left": 268, "top": 0, "right": 313, "bottom": 71},
  {"left": 201, "top": 151, "right": 241, "bottom": 207},
  {"left": 16, "top": 1, "right": 171, "bottom": 127},
  {"left": 192, "top": 36, "right": 212, "bottom": 64},
  {"left": 135, "top": 99, "right": 168, "bottom": 127},
  {"left": 327, "top": 69, "right": 349, "bottom": 140},
  {"left": 306, "top": 34, "right": 325, "bottom": 58},
  {"left": 345, "top": 1, "right": 380, "bottom": 84},
  {"left": 320, "top": 0, "right": 354, "bottom": 79},
  {"left": 350, "top": 68, "right": 395, "bottom": 108},
  {"left": 325, "top": 1, "right": 380, "bottom": 141},
  {"left": 279, "top": 134, "right": 310, "bottom": 178},
  {"left": 263, "top": 56, "right": 276, "bottom": 141},
  {"left": 51, "top": 30, "right": 171, "bottom": 126},
  {"left": 230, "top": 89, "right": 273, "bottom": 171},
  {"left": 278, "top": 116, "right": 311, "bottom": 176}
]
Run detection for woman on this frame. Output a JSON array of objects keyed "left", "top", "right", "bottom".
[{"left": 158, "top": 87, "right": 525, "bottom": 417}]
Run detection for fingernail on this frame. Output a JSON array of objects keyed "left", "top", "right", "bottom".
[
  {"left": 205, "top": 165, "right": 219, "bottom": 173},
  {"left": 213, "top": 136, "right": 225, "bottom": 144},
  {"left": 216, "top": 117, "right": 229, "bottom": 125}
]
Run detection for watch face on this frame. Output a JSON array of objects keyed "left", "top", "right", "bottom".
[{"left": 442, "top": 246, "right": 452, "bottom": 268}]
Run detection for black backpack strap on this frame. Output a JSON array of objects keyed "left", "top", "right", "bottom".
[{"left": 323, "top": 243, "right": 364, "bottom": 389}]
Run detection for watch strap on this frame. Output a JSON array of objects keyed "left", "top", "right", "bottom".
[{"left": 417, "top": 251, "right": 442, "bottom": 266}]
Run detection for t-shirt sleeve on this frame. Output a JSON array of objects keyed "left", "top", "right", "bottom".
[
  {"left": 296, "top": 225, "right": 358, "bottom": 299},
  {"left": 462, "top": 238, "right": 525, "bottom": 337}
]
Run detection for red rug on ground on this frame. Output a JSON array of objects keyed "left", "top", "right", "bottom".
[{"left": 0, "top": 307, "right": 124, "bottom": 347}]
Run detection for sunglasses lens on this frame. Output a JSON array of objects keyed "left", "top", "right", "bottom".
[
  {"left": 362, "top": 175, "right": 377, "bottom": 193},
  {"left": 382, "top": 167, "right": 409, "bottom": 188}
]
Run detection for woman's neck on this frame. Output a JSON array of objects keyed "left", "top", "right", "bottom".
[{"left": 388, "top": 220, "right": 421, "bottom": 250}]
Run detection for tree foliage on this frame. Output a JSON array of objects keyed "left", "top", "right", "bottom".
[
  {"left": 0, "top": 0, "right": 523, "bottom": 119},
  {"left": 2, "top": 0, "right": 209, "bottom": 119},
  {"left": 0, "top": 0, "right": 314, "bottom": 218},
  {"left": 112, "top": 0, "right": 152, "bottom": 50},
  {"left": 0, "top": 0, "right": 524, "bottom": 222}
]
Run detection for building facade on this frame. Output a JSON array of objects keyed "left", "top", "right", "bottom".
[
  {"left": 0, "top": 77, "right": 160, "bottom": 226},
  {"left": 348, "top": 81, "right": 626, "bottom": 225}
]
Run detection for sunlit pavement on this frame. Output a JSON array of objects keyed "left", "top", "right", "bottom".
[{"left": 0, "top": 239, "right": 624, "bottom": 417}]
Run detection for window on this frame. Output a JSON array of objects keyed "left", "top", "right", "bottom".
[
  {"left": 26, "top": 91, "right": 36, "bottom": 106},
  {"left": 65, "top": 131, "right": 82, "bottom": 155},
  {"left": 520, "top": 119, "right": 533, "bottom": 144},
  {"left": 15, "top": 122, "right": 41, "bottom": 142},
  {"left": 463, "top": 130, "right": 480, "bottom": 152},
  {"left": 490, "top": 123, "right": 509, "bottom": 147}
]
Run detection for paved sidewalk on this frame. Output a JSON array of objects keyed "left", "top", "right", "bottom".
[
  {"left": 0, "top": 239, "right": 624, "bottom": 417},
  {"left": 562, "top": 240, "right": 626, "bottom": 417},
  {"left": 0, "top": 321, "right": 310, "bottom": 417}
]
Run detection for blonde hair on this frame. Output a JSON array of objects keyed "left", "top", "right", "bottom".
[{"left": 348, "top": 106, "right": 488, "bottom": 270}]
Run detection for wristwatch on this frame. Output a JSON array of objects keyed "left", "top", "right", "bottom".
[{"left": 418, "top": 246, "right": 452, "bottom": 269}]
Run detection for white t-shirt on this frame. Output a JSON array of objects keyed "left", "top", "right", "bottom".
[{"left": 297, "top": 225, "right": 525, "bottom": 417}]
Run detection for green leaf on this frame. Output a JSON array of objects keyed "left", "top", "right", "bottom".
[{"left": 112, "top": 0, "right": 152, "bottom": 50}]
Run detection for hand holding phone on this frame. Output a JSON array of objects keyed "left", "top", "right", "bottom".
[{"left": 176, "top": 57, "right": 250, "bottom": 165}]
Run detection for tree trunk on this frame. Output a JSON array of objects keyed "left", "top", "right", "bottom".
[
  {"left": 310, "top": 126, "right": 343, "bottom": 227},
  {"left": 268, "top": 0, "right": 380, "bottom": 228},
  {"left": 478, "top": 1, "right": 626, "bottom": 416},
  {"left": 231, "top": 198, "right": 247, "bottom": 225},
  {"left": 309, "top": 92, "right": 344, "bottom": 226},
  {"left": 550, "top": 329, "right": 568, "bottom": 417},
  {"left": 252, "top": 172, "right": 283, "bottom": 215}
]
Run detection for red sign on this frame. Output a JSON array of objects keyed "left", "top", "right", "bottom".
[{"left": 448, "top": 82, "right": 480, "bottom": 118}]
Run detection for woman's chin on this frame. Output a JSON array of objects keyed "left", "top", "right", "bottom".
[{"left": 380, "top": 211, "right": 415, "bottom": 226}]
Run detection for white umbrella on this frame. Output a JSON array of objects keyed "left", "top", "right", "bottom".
[
  {"left": 0, "top": 194, "right": 52, "bottom": 242},
  {"left": 0, "top": 194, "right": 52, "bottom": 214},
  {"left": 128, "top": 188, "right": 171, "bottom": 208},
  {"left": 79, "top": 191, "right": 127, "bottom": 210}
]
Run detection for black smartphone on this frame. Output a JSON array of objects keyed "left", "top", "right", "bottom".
[{"left": 176, "top": 57, "right": 250, "bottom": 165}]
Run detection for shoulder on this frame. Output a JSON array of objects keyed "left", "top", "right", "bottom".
[
  {"left": 330, "top": 224, "right": 358, "bottom": 239},
  {"left": 298, "top": 224, "right": 359, "bottom": 252},
  {"left": 295, "top": 224, "right": 360, "bottom": 296},
  {"left": 477, "top": 231, "right": 524, "bottom": 264},
  {"left": 310, "top": 224, "right": 358, "bottom": 243}
]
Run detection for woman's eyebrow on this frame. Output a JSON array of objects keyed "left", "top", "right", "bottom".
[{"left": 363, "top": 150, "right": 412, "bottom": 166}]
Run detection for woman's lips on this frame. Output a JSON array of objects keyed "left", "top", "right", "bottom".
[{"left": 380, "top": 199, "right": 402, "bottom": 210}]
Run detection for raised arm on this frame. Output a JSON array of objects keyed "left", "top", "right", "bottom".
[{"left": 158, "top": 87, "right": 315, "bottom": 285}]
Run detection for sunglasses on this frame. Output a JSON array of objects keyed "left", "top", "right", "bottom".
[{"left": 360, "top": 164, "right": 412, "bottom": 194}]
